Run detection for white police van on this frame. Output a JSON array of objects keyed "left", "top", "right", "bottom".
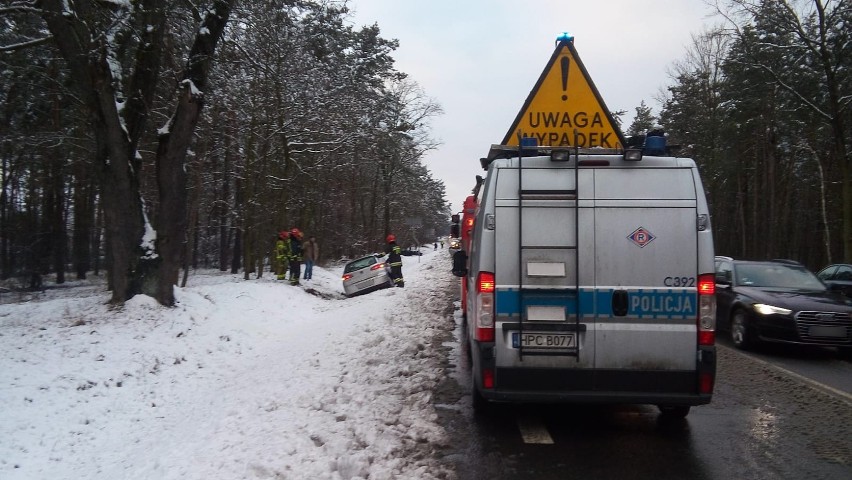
[
  {"left": 452, "top": 34, "right": 717, "bottom": 417},
  {"left": 453, "top": 140, "right": 717, "bottom": 417}
]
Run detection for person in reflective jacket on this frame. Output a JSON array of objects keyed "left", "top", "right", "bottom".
[
  {"left": 274, "top": 231, "right": 290, "bottom": 281},
  {"left": 288, "top": 228, "right": 304, "bottom": 285},
  {"left": 385, "top": 234, "right": 404, "bottom": 288}
]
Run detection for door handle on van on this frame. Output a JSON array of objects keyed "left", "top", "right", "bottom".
[{"left": 612, "top": 290, "right": 628, "bottom": 316}]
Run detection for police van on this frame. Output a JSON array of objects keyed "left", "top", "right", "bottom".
[
  {"left": 453, "top": 142, "right": 716, "bottom": 417},
  {"left": 452, "top": 35, "right": 716, "bottom": 417}
]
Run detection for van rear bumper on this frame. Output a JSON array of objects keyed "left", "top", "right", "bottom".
[{"left": 483, "top": 368, "right": 713, "bottom": 406}]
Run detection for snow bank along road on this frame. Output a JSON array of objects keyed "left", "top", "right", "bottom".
[{"left": 0, "top": 249, "right": 459, "bottom": 479}]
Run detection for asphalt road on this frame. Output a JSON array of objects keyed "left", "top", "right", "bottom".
[
  {"left": 430, "top": 309, "right": 852, "bottom": 480},
  {"left": 716, "top": 336, "right": 852, "bottom": 398}
]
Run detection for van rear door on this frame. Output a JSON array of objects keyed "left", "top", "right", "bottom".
[
  {"left": 493, "top": 163, "right": 594, "bottom": 371},
  {"left": 592, "top": 167, "right": 699, "bottom": 376}
]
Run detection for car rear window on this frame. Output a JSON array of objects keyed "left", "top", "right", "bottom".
[{"left": 344, "top": 256, "right": 376, "bottom": 274}]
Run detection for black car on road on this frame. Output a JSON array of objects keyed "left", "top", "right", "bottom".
[
  {"left": 817, "top": 263, "right": 852, "bottom": 297},
  {"left": 714, "top": 257, "right": 852, "bottom": 353}
]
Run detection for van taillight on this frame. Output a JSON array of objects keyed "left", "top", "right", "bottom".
[
  {"left": 476, "top": 272, "right": 495, "bottom": 342},
  {"left": 478, "top": 272, "right": 495, "bottom": 293},
  {"left": 697, "top": 273, "right": 716, "bottom": 345},
  {"left": 698, "top": 276, "right": 715, "bottom": 295}
]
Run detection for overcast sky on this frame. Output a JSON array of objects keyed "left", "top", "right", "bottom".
[{"left": 348, "top": 0, "right": 719, "bottom": 213}]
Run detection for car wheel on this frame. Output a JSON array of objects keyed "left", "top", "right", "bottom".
[
  {"left": 731, "top": 310, "right": 752, "bottom": 350},
  {"left": 658, "top": 405, "right": 690, "bottom": 418}
]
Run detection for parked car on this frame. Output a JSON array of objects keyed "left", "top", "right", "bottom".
[
  {"left": 714, "top": 257, "right": 852, "bottom": 353},
  {"left": 342, "top": 254, "right": 393, "bottom": 297},
  {"left": 817, "top": 263, "right": 852, "bottom": 297}
]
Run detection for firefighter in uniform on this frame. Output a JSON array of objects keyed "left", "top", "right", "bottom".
[
  {"left": 274, "top": 231, "right": 290, "bottom": 280},
  {"left": 288, "top": 227, "right": 303, "bottom": 285},
  {"left": 386, "top": 234, "right": 404, "bottom": 288}
]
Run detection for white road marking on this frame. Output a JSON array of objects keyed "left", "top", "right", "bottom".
[
  {"left": 720, "top": 344, "right": 852, "bottom": 406},
  {"left": 517, "top": 415, "right": 554, "bottom": 444}
]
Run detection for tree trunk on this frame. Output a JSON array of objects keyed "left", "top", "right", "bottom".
[
  {"left": 231, "top": 227, "right": 242, "bottom": 275},
  {"left": 39, "top": 1, "right": 150, "bottom": 303},
  {"left": 73, "top": 159, "right": 92, "bottom": 280},
  {"left": 382, "top": 163, "right": 392, "bottom": 241},
  {"left": 0, "top": 154, "right": 10, "bottom": 280},
  {"left": 93, "top": 199, "right": 103, "bottom": 277},
  {"left": 833, "top": 125, "right": 850, "bottom": 262},
  {"left": 153, "top": 1, "right": 234, "bottom": 305},
  {"left": 48, "top": 66, "right": 66, "bottom": 285},
  {"left": 218, "top": 109, "right": 234, "bottom": 271},
  {"left": 49, "top": 158, "right": 66, "bottom": 285},
  {"left": 181, "top": 170, "right": 202, "bottom": 288},
  {"left": 154, "top": 86, "right": 194, "bottom": 305},
  {"left": 764, "top": 137, "right": 775, "bottom": 258}
]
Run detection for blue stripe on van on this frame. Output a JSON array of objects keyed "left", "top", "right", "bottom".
[{"left": 495, "top": 288, "right": 696, "bottom": 319}]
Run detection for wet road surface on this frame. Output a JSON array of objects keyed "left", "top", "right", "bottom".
[{"left": 430, "top": 308, "right": 852, "bottom": 480}]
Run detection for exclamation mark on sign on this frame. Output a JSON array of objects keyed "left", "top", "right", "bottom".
[{"left": 560, "top": 56, "right": 570, "bottom": 101}]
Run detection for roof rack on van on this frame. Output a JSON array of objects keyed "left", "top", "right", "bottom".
[{"left": 481, "top": 144, "right": 624, "bottom": 169}]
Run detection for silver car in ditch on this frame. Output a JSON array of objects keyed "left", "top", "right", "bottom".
[{"left": 342, "top": 254, "right": 393, "bottom": 297}]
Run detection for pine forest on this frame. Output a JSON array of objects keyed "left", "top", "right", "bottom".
[{"left": 1, "top": 1, "right": 850, "bottom": 306}]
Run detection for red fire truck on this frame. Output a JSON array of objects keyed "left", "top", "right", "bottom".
[{"left": 453, "top": 176, "right": 484, "bottom": 320}]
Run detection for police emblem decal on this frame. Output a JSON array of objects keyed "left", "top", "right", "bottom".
[{"left": 628, "top": 227, "right": 656, "bottom": 248}]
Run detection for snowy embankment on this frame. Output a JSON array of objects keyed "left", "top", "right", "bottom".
[{"left": 0, "top": 249, "right": 458, "bottom": 480}]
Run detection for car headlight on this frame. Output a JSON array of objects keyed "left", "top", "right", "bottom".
[{"left": 753, "top": 303, "right": 792, "bottom": 316}]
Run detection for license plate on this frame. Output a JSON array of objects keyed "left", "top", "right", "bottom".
[
  {"left": 809, "top": 325, "right": 847, "bottom": 338},
  {"left": 512, "top": 332, "right": 576, "bottom": 349}
]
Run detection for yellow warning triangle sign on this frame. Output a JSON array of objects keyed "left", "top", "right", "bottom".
[{"left": 501, "top": 38, "right": 625, "bottom": 149}]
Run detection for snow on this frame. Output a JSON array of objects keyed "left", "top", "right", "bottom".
[
  {"left": 157, "top": 118, "right": 172, "bottom": 136},
  {"left": 139, "top": 199, "right": 157, "bottom": 259},
  {"left": 182, "top": 79, "right": 203, "bottom": 97},
  {"left": 0, "top": 250, "right": 457, "bottom": 479}
]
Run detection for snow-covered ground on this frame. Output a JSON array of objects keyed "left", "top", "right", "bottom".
[{"left": 0, "top": 249, "right": 459, "bottom": 480}]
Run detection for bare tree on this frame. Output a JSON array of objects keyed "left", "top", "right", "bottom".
[
  {"left": 713, "top": 0, "right": 851, "bottom": 262},
  {"left": 35, "top": 0, "right": 235, "bottom": 305}
]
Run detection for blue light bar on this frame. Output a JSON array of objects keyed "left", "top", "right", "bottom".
[
  {"left": 520, "top": 136, "right": 538, "bottom": 148},
  {"left": 556, "top": 32, "right": 574, "bottom": 44}
]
